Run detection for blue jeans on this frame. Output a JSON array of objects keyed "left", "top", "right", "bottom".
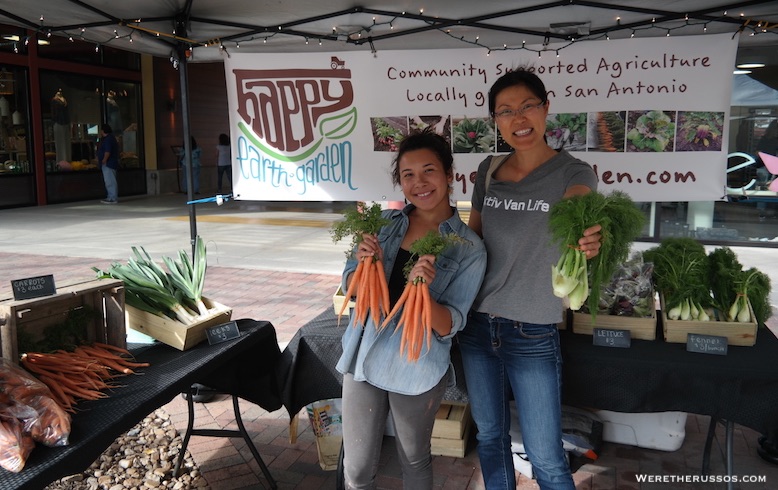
[
  {"left": 181, "top": 164, "right": 200, "bottom": 193},
  {"left": 458, "top": 311, "right": 574, "bottom": 490},
  {"left": 101, "top": 165, "right": 118, "bottom": 201}
]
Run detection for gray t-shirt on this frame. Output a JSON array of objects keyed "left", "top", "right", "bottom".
[{"left": 471, "top": 150, "right": 598, "bottom": 324}]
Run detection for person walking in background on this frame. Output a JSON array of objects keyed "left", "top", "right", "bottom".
[
  {"left": 98, "top": 123, "right": 119, "bottom": 204},
  {"left": 336, "top": 129, "right": 486, "bottom": 489},
  {"left": 178, "top": 136, "right": 202, "bottom": 194},
  {"left": 216, "top": 133, "right": 232, "bottom": 192},
  {"left": 458, "top": 68, "right": 602, "bottom": 490}
]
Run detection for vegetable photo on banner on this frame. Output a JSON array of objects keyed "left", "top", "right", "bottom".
[
  {"left": 381, "top": 231, "right": 469, "bottom": 362},
  {"left": 549, "top": 190, "right": 646, "bottom": 319},
  {"left": 330, "top": 201, "right": 391, "bottom": 326}
]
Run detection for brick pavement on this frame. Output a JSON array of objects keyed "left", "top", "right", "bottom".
[{"left": 3, "top": 251, "right": 778, "bottom": 489}]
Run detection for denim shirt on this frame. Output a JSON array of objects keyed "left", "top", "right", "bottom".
[{"left": 335, "top": 204, "right": 486, "bottom": 395}]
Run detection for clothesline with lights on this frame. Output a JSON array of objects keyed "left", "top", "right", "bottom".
[{"left": 2, "top": 10, "right": 776, "bottom": 58}]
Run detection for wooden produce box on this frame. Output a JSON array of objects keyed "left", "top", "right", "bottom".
[
  {"left": 431, "top": 402, "right": 471, "bottom": 458},
  {"left": 125, "top": 297, "right": 232, "bottom": 351},
  {"left": 0, "top": 279, "right": 126, "bottom": 364},
  {"left": 332, "top": 285, "right": 354, "bottom": 317},
  {"left": 572, "top": 310, "right": 657, "bottom": 340},
  {"left": 660, "top": 296, "right": 757, "bottom": 346}
]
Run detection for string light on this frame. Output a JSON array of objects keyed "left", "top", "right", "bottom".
[{"left": 12, "top": 8, "right": 776, "bottom": 61}]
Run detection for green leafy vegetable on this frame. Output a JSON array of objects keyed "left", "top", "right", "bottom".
[
  {"left": 93, "top": 236, "right": 209, "bottom": 324},
  {"left": 452, "top": 117, "right": 494, "bottom": 153},
  {"left": 627, "top": 110, "right": 675, "bottom": 152},
  {"left": 549, "top": 191, "right": 646, "bottom": 319}
]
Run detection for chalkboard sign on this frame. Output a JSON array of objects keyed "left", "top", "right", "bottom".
[
  {"left": 11, "top": 274, "right": 56, "bottom": 301},
  {"left": 687, "top": 333, "right": 728, "bottom": 355},
  {"left": 205, "top": 320, "right": 241, "bottom": 345},
  {"left": 593, "top": 328, "right": 631, "bottom": 348}
]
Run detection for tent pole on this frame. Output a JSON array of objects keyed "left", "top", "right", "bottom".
[{"left": 177, "top": 42, "right": 197, "bottom": 257}]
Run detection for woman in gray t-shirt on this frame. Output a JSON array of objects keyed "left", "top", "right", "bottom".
[{"left": 458, "top": 68, "right": 601, "bottom": 490}]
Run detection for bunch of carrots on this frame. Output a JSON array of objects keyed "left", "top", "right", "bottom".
[
  {"left": 20, "top": 342, "right": 150, "bottom": 413},
  {"left": 330, "top": 202, "right": 390, "bottom": 327},
  {"left": 1, "top": 358, "right": 70, "bottom": 472},
  {"left": 382, "top": 231, "right": 469, "bottom": 362},
  {"left": 342, "top": 255, "right": 391, "bottom": 327}
]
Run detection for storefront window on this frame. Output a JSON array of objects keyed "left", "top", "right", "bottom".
[
  {"left": 39, "top": 71, "right": 144, "bottom": 203},
  {"left": 0, "top": 64, "right": 35, "bottom": 208},
  {"left": 104, "top": 81, "right": 142, "bottom": 169},
  {"left": 40, "top": 71, "right": 101, "bottom": 173},
  {"left": 0, "top": 65, "right": 31, "bottom": 174}
]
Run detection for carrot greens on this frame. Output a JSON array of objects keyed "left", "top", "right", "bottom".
[{"left": 548, "top": 190, "right": 645, "bottom": 318}]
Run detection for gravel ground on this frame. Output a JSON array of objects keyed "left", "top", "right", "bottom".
[{"left": 42, "top": 409, "right": 206, "bottom": 490}]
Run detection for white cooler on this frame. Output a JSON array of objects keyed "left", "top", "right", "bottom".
[{"left": 593, "top": 410, "right": 687, "bottom": 451}]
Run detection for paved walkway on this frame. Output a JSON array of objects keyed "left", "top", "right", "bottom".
[{"left": 1, "top": 194, "right": 777, "bottom": 489}]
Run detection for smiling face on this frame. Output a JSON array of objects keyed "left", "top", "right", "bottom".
[
  {"left": 493, "top": 84, "right": 549, "bottom": 152},
  {"left": 398, "top": 148, "right": 453, "bottom": 212}
]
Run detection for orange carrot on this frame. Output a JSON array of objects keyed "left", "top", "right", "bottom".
[
  {"left": 91, "top": 342, "right": 132, "bottom": 356},
  {"left": 370, "top": 261, "right": 382, "bottom": 325},
  {"left": 375, "top": 262, "right": 390, "bottom": 316},
  {"left": 339, "top": 258, "right": 365, "bottom": 323},
  {"left": 381, "top": 282, "right": 412, "bottom": 331},
  {"left": 421, "top": 281, "right": 433, "bottom": 353}
]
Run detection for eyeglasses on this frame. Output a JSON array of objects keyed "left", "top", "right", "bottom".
[{"left": 492, "top": 101, "right": 547, "bottom": 120}]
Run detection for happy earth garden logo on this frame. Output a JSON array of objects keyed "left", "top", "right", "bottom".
[{"left": 232, "top": 58, "right": 359, "bottom": 194}]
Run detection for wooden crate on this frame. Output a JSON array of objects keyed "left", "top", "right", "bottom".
[
  {"left": 572, "top": 310, "right": 657, "bottom": 340},
  {"left": 0, "top": 279, "right": 126, "bottom": 363},
  {"left": 660, "top": 295, "right": 757, "bottom": 346},
  {"left": 125, "top": 296, "right": 232, "bottom": 351},
  {"left": 332, "top": 286, "right": 354, "bottom": 317},
  {"left": 431, "top": 402, "right": 471, "bottom": 458}
]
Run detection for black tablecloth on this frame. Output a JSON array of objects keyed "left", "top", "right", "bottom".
[
  {"left": 278, "top": 308, "right": 469, "bottom": 419},
  {"left": 279, "top": 308, "right": 778, "bottom": 438},
  {"left": 1, "top": 319, "right": 282, "bottom": 490},
  {"left": 560, "top": 318, "right": 778, "bottom": 436}
]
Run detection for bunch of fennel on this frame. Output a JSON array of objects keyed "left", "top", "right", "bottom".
[
  {"left": 549, "top": 190, "right": 646, "bottom": 319},
  {"left": 642, "top": 238, "right": 710, "bottom": 321}
]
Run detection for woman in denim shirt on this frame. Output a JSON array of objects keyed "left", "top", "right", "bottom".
[{"left": 336, "top": 130, "right": 486, "bottom": 489}]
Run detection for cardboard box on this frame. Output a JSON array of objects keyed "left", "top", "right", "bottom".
[
  {"left": 332, "top": 285, "right": 354, "bottom": 316},
  {"left": 431, "top": 402, "right": 471, "bottom": 458},
  {"left": 125, "top": 296, "right": 232, "bottom": 351},
  {"left": 572, "top": 310, "right": 657, "bottom": 340},
  {"left": 660, "top": 295, "right": 757, "bottom": 346},
  {"left": 0, "top": 279, "right": 126, "bottom": 363}
]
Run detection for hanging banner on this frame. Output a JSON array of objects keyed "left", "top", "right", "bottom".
[{"left": 224, "top": 33, "right": 738, "bottom": 202}]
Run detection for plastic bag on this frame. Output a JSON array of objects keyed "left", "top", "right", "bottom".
[
  {"left": 0, "top": 358, "right": 71, "bottom": 451},
  {"left": 0, "top": 416, "right": 35, "bottom": 473},
  {"left": 306, "top": 398, "right": 343, "bottom": 471}
]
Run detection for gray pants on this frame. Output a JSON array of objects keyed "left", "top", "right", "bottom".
[{"left": 342, "top": 373, "right": 447, "bottom": 490}]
